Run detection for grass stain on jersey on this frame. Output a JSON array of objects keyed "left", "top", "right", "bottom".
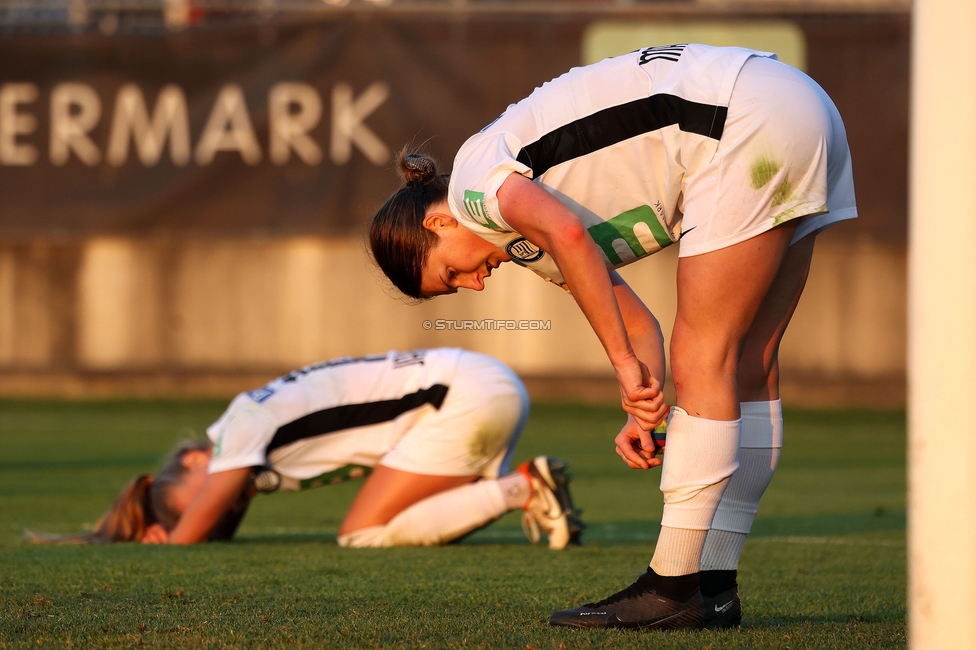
[
  {"left": 772, "top": 174, "right": 794, "bottom": 207},
  {"left": 751, "top": 155, "right": 796, "bottom": 206},
  {"left": 772, "top": 202, "right": 828, "bottom": 226},
  {"left": 750, "top": 155, "right": 782, "bottom": 190},
  {"left": 752, "top": 155, "right": 811, "bottom": 223},
  {"left": 467, "top": 426, "right": 508, "bottom": 467}
]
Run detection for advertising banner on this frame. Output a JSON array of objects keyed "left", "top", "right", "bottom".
[
  {"left": 0, "top": 16, "right": 586, "bottom": 237},
  {"left": 0, "top": 12, "right": 907, "bottom": 241}
]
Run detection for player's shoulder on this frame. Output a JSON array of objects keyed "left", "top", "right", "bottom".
[
  {"left": 291, "top": 347, "right": 462, "bottom": 377},
  {"left": 389, "top": 347, "right": 464, "bottom": 371}
]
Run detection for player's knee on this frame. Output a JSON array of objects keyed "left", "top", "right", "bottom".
[
  {"left": 670, "top": 332, "right": 739, "bottom": 393},
  {"left": 736, "top": 357, "right": 777, "bottom": 400}
]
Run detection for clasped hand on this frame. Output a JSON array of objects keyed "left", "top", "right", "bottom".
[
  {"left": 141, "top": 523, "right": 170, "bottom": 544},
  {"left": 614, "top": 357, "right": 667, "bottom": 430},
  {"left": 615, "top": 415, "right": 663, "bottom": 470},
  {"left": 614, "top": 357, "right": 668, "bottom": 469}
]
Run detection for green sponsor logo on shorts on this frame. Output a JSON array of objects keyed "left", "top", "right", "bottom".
[
  {"left": 463, "top": 190, "right": 501, "bottom": 230},
  {"left": 587, "top": 205, "right": 674, "bottom": 265}
]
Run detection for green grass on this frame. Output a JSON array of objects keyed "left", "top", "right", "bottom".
[{"left": 0, "top": 401, "right": 906, "bottom": 648}]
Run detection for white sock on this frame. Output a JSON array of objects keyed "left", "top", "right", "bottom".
[
  {"left": 498, "top": 472, "right": 530, "bottom": 510},
  {"left": 650, "top": 527, "right": 708, "bottom": 576},
  {"left": 700, "top": 399, "right": 783, "bottom": 571},
  {"left": 337, "top": 479, "right": 508, "bottom": 548},
  {"left": 659, "top": 407, "right": 740, "bottom": 529},
  {"left": 654, "top": 407, "right": 740, "bottom": 576}
]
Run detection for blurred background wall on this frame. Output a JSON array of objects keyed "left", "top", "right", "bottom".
[{"left": 0, "top": 1, "right": 908, "bottom": 406}]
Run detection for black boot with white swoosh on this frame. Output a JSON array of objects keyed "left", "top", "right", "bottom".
[
  {"left": 549, "top": 569, "right": 704, "bottom": 630},
  {"left": 700, "top": 569, "right": 742, "bottom": 629}
]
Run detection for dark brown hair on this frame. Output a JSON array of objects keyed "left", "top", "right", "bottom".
[
  {"left": 369, "top": 150, "right": 450, "bottom": 299},
  {"left": 29, "top": 440, "right": 212, "bottom": 543}
]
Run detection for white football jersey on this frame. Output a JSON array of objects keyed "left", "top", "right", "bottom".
[
  {"left": 206, "top": 348, "right": 465, "bottom": 489},
  {"left": 448, "top": 44, "right": 773, "bottom": 287}
]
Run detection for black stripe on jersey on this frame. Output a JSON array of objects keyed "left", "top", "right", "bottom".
[
  {"left": 266, "top": 384, "right": 450, "bottom": 453},
  {"left": 515, "top": 94, "right": 727, "bottom": 179}
]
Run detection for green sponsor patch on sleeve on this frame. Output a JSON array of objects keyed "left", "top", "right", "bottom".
[
  {"left": 462, "top": 190, "right": 502, "bottom": 230},
  {"left": 587, "top": 205, "right": 674, "bottom": 265}
]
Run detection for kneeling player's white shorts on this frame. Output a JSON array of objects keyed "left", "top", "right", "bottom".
[
  {"left": 678, "top": 55, "right": 857, "bottom": 258},
  {"left": 380, "top": 351, "right": 528, "bottom": 478}
]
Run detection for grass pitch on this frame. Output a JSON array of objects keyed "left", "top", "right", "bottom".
[{"left": 0, "top": 400, "right": 905, "bottom": 648}]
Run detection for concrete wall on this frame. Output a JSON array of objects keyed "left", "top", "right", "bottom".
[{"left": 0, "top": 228, "right": 906, "bottom": 405}]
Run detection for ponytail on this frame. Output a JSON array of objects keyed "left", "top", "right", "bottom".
[
  {"left": 369, "top": 149, "right": 450, "bottom": 299},
  {"left": 91, "top": 474, "right": 158, "bottom": 542}
]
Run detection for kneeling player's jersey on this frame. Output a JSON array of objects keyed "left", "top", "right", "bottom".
[
  {"left": 448, "top": 43, "right": 773, "bottom": 287},
  {"left": 206, "top": 348, "right": 465, "bottom": 489}
]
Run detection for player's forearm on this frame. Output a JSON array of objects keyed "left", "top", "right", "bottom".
[
  {"left": 549, "top": 234, "right": 638, "bottom": 369},
  {"left": 610, "top": 272, "right": 666, "bottom": 382},
  {"left": 167, "top": 509, "right": 221, "bottom": 544},
  {"left": 167, "top": 467, "right": 252, "bottom": 545}
]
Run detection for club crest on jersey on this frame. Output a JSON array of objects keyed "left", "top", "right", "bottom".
[
  {"left": 506, "top": 237, "right": 545, "bottom": 264},
  {"left": 247, "top": 387, "right": 275, "bottom": 404}
]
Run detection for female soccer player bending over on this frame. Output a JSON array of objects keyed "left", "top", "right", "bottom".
[
  {"left": 52, "top": 348, "right": 582, "bottom": 550},
  {"left": 370, "top": 45, "right": 856, "bottom": 629}
]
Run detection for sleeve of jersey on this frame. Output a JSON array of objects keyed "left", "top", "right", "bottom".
[
  {"left": 449, "top": 131, "right": 531, "bottom": 232},
  {"left": 207, "top": 406, "right": 276, "bottom": 474}
]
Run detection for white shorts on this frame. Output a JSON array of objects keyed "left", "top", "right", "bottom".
[
  {"left": 678, "top": 56, "right": 858, "bottom": 257},
  {"left": 379, "top": 351, "right": 528, "bottom": 478}
]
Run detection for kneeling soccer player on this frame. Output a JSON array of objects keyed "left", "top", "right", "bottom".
[{"left": 42, "top": 348, "right": 582, "bottom": 549}]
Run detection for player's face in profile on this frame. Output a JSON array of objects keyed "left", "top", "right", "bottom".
[{"left": 420, "top": 206, "right": 510, "bottom": 296}]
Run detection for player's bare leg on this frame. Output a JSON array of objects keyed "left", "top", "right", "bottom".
[
  {"left": 340, "top": 466, "right": 477, "bottom": 535},
  {"left": 699, "top": 232, "right": 817, "bottom": 627},
  {"left": 653, "top": 222, "right": 799, "bottom": 573},
  {"left": 551, "top": 223, "right": 801, "bottom": 629},
  {"left": 338, "top": 461, "right": 583, "bottom": 549},
  {"left": 736, "top": 232, "right": 817, "bottom": 403},
  {"left": 670, "top": 223, "right": 801, "bottom": 419}
]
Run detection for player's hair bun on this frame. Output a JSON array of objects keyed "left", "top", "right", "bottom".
[{"left": 399, "top": 152, "right": 438, "bottom": 187}]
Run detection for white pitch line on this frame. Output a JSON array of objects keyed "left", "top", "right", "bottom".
[
  {"left": 236, "top": 528, "right": 905, "bottom": 548},
  {"left": 749, "top": 536, "right": 905, "bottom": 548},
  {"left": 467, "top": 531, "right": 905, "bottom": 547}
]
